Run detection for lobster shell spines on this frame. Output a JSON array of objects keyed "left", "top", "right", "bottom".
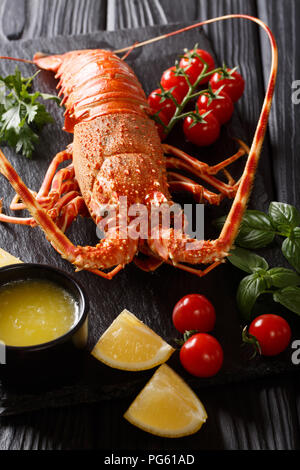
[{"left": 72, "top": 114, "right": 170, "bottom": 220}]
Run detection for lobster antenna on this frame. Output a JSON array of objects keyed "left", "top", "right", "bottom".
[
  {"left": 0, "top": 56, "right": 34, "bottom": 64},
  {"left": 120, "top": 42, "right": 138, "bottom": 61},
  {"left": 114, "top": 14, "right": 271, "bottom": 54}
]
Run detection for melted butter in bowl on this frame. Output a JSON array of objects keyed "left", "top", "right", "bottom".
[{"left": 0, "top": 279, "right": 79, "bottom": 347}]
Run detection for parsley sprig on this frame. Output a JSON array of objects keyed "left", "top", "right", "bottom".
[
  {"left": 0, "top": 67, "right": 60, "bottom": 158},
  {"left": 215, "top": 202, "right": 300, "bottom": 319}
]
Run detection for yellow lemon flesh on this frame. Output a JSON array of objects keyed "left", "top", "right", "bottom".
[
  {"left": 124, "top": 364, "right": 207, "bottom": 438},
  {"left": 0, "top": 248, "right": 22, "bottom": 267},
  {"left": 91, "top": 309, "right": 175, "bottom": 371}
]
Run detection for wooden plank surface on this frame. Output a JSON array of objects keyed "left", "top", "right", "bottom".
[
  {"left": 0, "top": 0, "right": 299, "bottom": 451},
  {"left": 257, "top": 0, "right": 300, "bottom": 208}
]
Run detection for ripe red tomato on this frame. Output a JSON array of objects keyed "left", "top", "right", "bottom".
[
  {"left": 197, "top": 90, "right": 234, "bottom": 125},
  {"left": 183, "top": 109, "right": 220, "bottom": 146},
  {"left": 209, "top": 68, "right": 245, "bottom": 103},
  {"left": 180, "top": 333, "right": 223, "bottom": 377},
  {"left": 160, "top": 66, "right": 189, "bottom": 100},
  {"left": 179, "top": 49, "right": 215, "bottom": 85},
  {"left": 248, "top": 314, "right": 291, "bottom": 356},
  {"left": 172, "top": 294, "right": 216, "bottom": 333},
  {"left": 147, "top": 88, "right": 182, "bottom": 120}
]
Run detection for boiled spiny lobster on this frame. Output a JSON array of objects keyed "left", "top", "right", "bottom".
[{"left": 0, "top": 14, "right": 278, "bottom": 279}]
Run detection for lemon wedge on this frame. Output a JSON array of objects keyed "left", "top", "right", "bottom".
[
  {"left": 0, "top": 248, "right": 22, "bottom": 267},
  {"left": 124, "top": 364, "right": 207, "bottom": 438},
  {"left": 91, "top": 309, "right": 175, "bottom": 371}
]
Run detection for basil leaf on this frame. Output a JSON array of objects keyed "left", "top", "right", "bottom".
[
  {"left": 282, "top": 227, "right": 300, "bottom": 273},
  {"left": 268, "top": 202, "right": 300, "bottom": 232},
  {"left": 214, "top": 211, "right": 275, "bottom": 249},
  {"left": 236, "top": 210, "right": 276, "bottom": 249},
  {"left": 273, "top": 286, "right": 300, "bottom": 315},
  {"left": 268, "top": 267, "right": 300, "bottom": 288},
  {"left": 237, "top": 273, "right": 268, "bottom": 319},
  {"left": 228, "top": 247, "right": 269, "bottom": 274}
]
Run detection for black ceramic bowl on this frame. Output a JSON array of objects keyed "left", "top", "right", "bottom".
[{"left": 0, "top": 263, "right": 89, "bottom": 383}]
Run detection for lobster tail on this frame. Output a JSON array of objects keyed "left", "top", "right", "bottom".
[{"left": 34, "top": 49, "right": 149, "bottom": 132}]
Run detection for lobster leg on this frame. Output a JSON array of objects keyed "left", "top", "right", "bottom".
[
  {"left": 2, "top": 145, "right": 84, "bottom": 229},
  {"left": 168, "top": 172, "right": 223, "bottom": 205},
  {"left": 1, "top": 189, "right": 86, "bottom": 227},
  {"left": 167, "top": 142, "right": 248, "bottom": 204},
  {"left": 0, "top": 201, "right": 36, "bottom": 225},
  {"left": 164, "top": 141, "right": 249, "bottom": 200},
  {"left": 166, "top": 259, "right": 223, "bottom": 277},
  {"left": 10, "top": 147, "right": 74, "bottom": 211},
  {"left": 0, "top": 149, "right": 135, "bottom": 279},
  {"left": 56, "top": 195, "right": 88, "bottom": 232},
  {"left": 167, "top": 158, "right": 237, "bottom": 199}
]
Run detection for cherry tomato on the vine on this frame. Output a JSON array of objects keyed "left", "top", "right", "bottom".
[
  {"left": 147, "top": 87, "right": 183, "bottom": 120},
  {"left": 183, "top": 109, "right": 220, "bottom": 147},
  {"left": 209, "top": 68, "right": 245, "bottom": 103},
  {"left": 197, "top": 89, "right": 234, "bottom": 125},
  {"left": 179, "top": 49, "right": 215, "bottom": 85},
  {"left": 248, "top": 314, "right": 291, "bottom": 357},
  {"left": 172, "top": 294, "right": 216, "bottom": 334},
  {"left": 160, "top": 66, "right": 189, "bottom": 100},
  {"left": 180, "top": 333, "right": 223, "bottom": 378}
]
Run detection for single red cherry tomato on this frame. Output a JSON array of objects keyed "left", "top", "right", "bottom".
[
  {"left": 149, "top": 108, "right": 170, "bottom": 141},
  {"left": 147, "top": 88, "right": 183, "bottom": 120},
  {"left": 179, "top": 49, "right": 215, "bottom": 85},
  {"left": 248, "top": 314, "right": 291, "bottom": 356},
  {"left": 183, "top": 109, "right": 220, "bottom": 146},
  {"left": 172, "top": 294, "right": 216, "bottom": 334},
  {"left": 209, "top": 68, "right": 245, "bottom": 103},
  {"left": 160, "top": 66, "right": 189, "bottom": 100},
  {"left": 180, "top": 333, "right": 223, "bottom": 378},
  {"left": 197, "top": 90, "right": 234, "bottom": 125}
]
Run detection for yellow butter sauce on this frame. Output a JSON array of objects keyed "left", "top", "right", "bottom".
[{"left": 0, "top": 279, "right": 78, "bottom": 347}]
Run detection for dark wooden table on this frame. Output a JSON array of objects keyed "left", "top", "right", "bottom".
[{"left": 0, "top": 0, "right": 300, "bottom": 451}]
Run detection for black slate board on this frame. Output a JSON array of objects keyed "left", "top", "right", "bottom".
[{"left": 0, "top": 23, "right": 299, "bottom": 416}]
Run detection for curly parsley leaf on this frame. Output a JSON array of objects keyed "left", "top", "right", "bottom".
[{"left": 0, "top": 67, "right": 60, "bottom": 158}]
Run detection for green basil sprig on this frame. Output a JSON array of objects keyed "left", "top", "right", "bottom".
[
  {"left": 215, "top": 210, "right": 276, "bottom": 249},
  {"left": 228, "top": 247, "right": 300, "bottom": 319},
  {"left": 215, "top": 201, "right": 300, "bottom": 272}
]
